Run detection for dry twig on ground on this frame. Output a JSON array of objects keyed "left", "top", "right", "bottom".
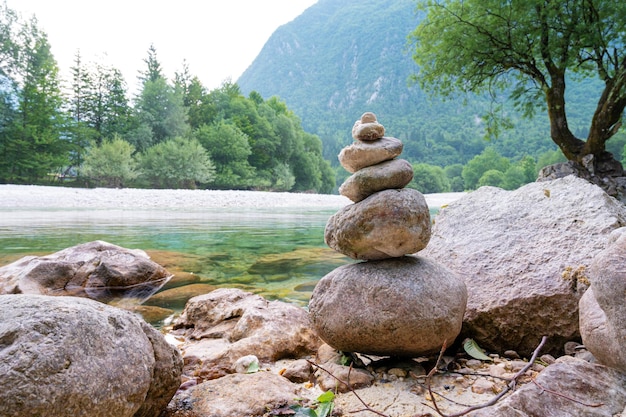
[{"left": 422, "top": 336, "right": 548, "bottom": 417}]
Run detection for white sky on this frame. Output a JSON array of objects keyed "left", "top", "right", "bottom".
[{"left": 7, "top": 0, "right": 317, "bottom": 93}]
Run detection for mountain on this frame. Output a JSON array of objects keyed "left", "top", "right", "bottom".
[{"left": 237, "top": 0, "right": 602, "bottom": 168}]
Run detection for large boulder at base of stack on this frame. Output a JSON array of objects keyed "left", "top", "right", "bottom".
[
  {"left": 0, "top": 240, "right": 171, "bottom": 303},
  {"left": 0, "top": 294, "right": 183, "bottom": 417},
  {"left": 580, "top": 227, "right": 626, "bottom": 373},
  {"left": 325, "top": 188, "right": 431, "bottom": 260},
  {"left": 309, "top": 255, "right": 467, "bottom": 357},
  {"left": 420, "top": 175, "right": 626, "bottom": 356}
]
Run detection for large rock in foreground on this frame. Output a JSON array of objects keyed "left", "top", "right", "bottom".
[
  {"left": 421, "top": 176, "right": 626, "bottom": 356},
  {"left": 325, "top": 188, "right": 431, "bottom": 260},
  {"left": 0, "top": 240, "right": 171, "bottom": 303},
  {"left": 0, "top": 294, "right": 183, "bottom": 417},
  {"left": 309, "top": 255, "right": 467, "bottom": 356},
  {"left": 469, "top": 357, "right": 626, "bottom": 417},
  {"left": 580, "top": 227, "right": 626, "bottom": 372},
  {"left": 171, "top": 288, "right": 322, "bottom": 381}
]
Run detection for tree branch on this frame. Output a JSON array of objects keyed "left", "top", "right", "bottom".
[
  {"left": 306, "top": 359, "right": 390, "bottom": 417},
  {"left": 423, "top": 336, "right": 548, "bottom": 417}
]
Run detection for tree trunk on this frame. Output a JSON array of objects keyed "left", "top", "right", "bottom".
[
  {"left": 546, "top": 73, "right": 624, "bottom": 177},
  {"left": 584, "top": 72, "right": 626, "bottom": 177},
  {"left": 545, "top": 75, "right": 585, "bottom": 160},
  {"left": 542, "top": 72, "right": 626, "bottom": 199}
]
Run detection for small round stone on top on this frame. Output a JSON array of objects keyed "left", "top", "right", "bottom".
[{"left": 352, "top": 112, "right": 385, "bottom": 141}]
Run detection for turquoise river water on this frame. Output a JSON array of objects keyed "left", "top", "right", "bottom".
[{"left": 0, "top": 204, "right": 441, "bottom": 325}]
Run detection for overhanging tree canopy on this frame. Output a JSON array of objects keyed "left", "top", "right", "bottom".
[{"left": 410, "top": 0, "right": 626, "bottom": 178}]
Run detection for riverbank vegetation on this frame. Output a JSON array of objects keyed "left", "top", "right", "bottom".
[
  {"left": 3, "top": 0, "right": 625, "bottom": 195},
  {"left": 0, "top": 4, "right": 334, "bottom": 192}
]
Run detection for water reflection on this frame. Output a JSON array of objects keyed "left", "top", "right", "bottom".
[{"left": 0, "top": 207, "right": 351, "bottom": 324}]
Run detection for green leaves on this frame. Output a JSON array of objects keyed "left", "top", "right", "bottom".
[
  {"left": 463, "top": 338, "right": 493, "bottom": 362},
  {"left": 290, "top": 391, "right": 335, "bottom": 417}
]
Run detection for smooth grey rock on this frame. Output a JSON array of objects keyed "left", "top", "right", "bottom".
[
  {"left": 325, "top": 188, "right": 431, "bottom": 260},
  {"left": 171, "top": 288, "right": 321, "bottom": 381},
  {"left": 339, "top": 158, "right": 414, "bottom": 203},
  {"left": 309, "top": 255, "right": 467, "bottom": 356},
  {"left": 580, "top": 227, "right": 626, "bottom": 372},
  {"left": 165, "top": 372, "right": 300, "bottom": 417},
  {"left": 0, "top": 240, "right": 171, "bottom": 303},
  {"left": 421, "top": 175, "right": 626, "bottom": 356},
  {"left": 469, "top": 357, "right": 626, "bottom": 417},
  {"left": 0, "top": 294, "right": 182, "bottom": 417},
  {"left": 338, "top": 136, "right": 404, "bottom": 173}
]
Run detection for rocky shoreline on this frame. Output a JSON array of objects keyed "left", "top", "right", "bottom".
[
  {"left": 2, "top": 175, "right": 626, "bottom": 416},
  {"left": 0, "top": 184, "right": 465, "bottom": 210}
]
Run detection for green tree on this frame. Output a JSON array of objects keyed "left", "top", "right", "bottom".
[
  {"left": 272, "top": 162, "right": 296, "bottom": 191},
  {"left": 537, "top": 149, "right": 567, "bottom": 172},
  {"left": 478, "top": 169, "right": 505, "bottom": 188},
  {"left": 91, "top": 63, "right": 131, "bottom": 143},
  {"left": 139, "top": 136, "right": 215, "bottom": 189},
  {"left": 462, "top": 148, "right": 511, "bottom": 190},
  {"left": 444, "top": 163, "right": 464, "bottom": 191},
  {"left": 3, "top": 17, "right": 68, "bottom": 182},
  {"left": 81, "top": 135, "right": 138, "bottom": 187},
  {"left": 193, "top": 122, "right": 256, "bottom": 189},
  {"left": 410, "top": 0, "right": 626, "bottom": 180},
  {"left": 131, "top": 45, "right": 189, "bottom": 150},
  {"left": 410, "top": 163, "right": 450, "bottom": 194},
  {"left": 501, "top": 166, "right": 526, "bottom": 190},
  {"left": 176, "top": 68, "right": 216, "bottom": 129}
]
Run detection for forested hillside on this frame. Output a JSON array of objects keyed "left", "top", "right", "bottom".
[
  {"left": 0, "top": 4, "right": 334, "bottom": 193},
  {"left": 238, "top": 0, "right": 624, "bottom": 191}
]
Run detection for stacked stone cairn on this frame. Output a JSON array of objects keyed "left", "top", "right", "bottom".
[{"left": 309, "top": 112, "right": 468, "bottom": 357}]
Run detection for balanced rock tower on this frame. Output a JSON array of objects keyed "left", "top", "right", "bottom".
[{"left": 309, "top": 113, "right": 467, "bottom": 357}]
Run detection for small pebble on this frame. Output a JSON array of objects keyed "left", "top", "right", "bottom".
[
  {"left": 564, "top": 341, "right": 582, "bottom": 355},
  {"left": 360, "top": 112, "right": 377, "bottom": 123},
  {"left": 575, "top": 350, "right": 596, "bottom": 363},
  {"left": 471, "top": 378, "right": 495, "bottom": 394},
  {"left": 466, "top": 359, "right": 483, "bottom": 369},
  {"left": 388, "top": 368, "right": 407, "bottom": 378},
  {"left": 539, "top": 354, "right": 556, "bottom": 365},
  {"left": 506, "top": 360, "right": 528, "bottom": 372},
  {"left": 503, "top": 350, "right": 520, "bottom": 359},
  {"left": 488, "top": 363, "right": 507, "bottom": 378}
]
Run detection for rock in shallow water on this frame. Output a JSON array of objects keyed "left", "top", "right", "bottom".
[
  {"left": 309, "top": 255, "right": 467, "bottom": 356},
  {"left": 0, "top": 240, "right": 171, "bottom": 303},
  {"left": 325, "top": 188, "right": 431, "bottom": 260}
]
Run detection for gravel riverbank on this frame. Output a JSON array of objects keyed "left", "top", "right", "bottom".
[{"left": 0, "top": 185, "right": 465, "bottom": 210}]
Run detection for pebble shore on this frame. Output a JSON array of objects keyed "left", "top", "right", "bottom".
[{"left": 0, "top": 185, "right": 464, "bottom": 210}]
